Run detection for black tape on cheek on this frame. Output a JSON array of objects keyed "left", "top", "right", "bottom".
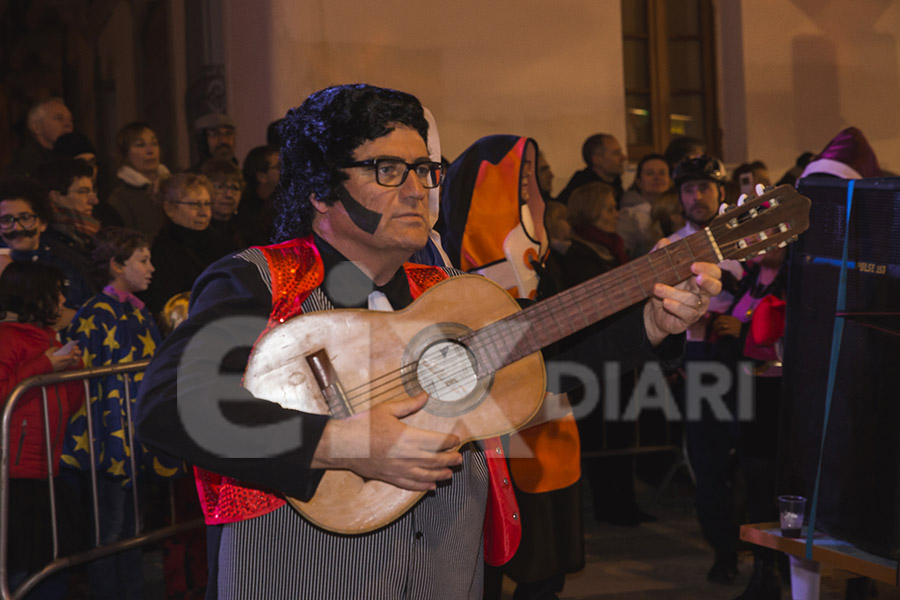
[{"left": 336, "top": 187, "right": 382, "bottom": 235}]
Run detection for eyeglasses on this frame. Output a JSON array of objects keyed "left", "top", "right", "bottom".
[
  {"left": 213, "top": 182, "right": 242, "bottom": 193},
  {"left": 0, "top": 213, "right": 38, "bottom": 230},
  {"left": 343, "top": 158, "right": 443, "bottom": 189},
  {"left": 206, "top": 127, "right": 235, "bottom": 139},
  {"left": 171, "top": 201, "right": 212, "bottom": 211}
]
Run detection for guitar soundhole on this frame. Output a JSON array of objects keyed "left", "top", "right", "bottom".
[
  {"left": 402, "top": 323, "right": 492, "bottom": 417},
  {"left": 417, "top": 341, "right": 478, "bottom": 402}
]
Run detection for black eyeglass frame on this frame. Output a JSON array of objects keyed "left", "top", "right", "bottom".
[
  {"left": 343, "top": 158, "right": 443, "bottom": 189},
  {"left": 0, "top": 214, "right": 39, "bottom": 229}
]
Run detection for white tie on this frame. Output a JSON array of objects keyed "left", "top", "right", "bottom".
[{"left": 367, "top": 290, "right": 393, "bottom": 312}]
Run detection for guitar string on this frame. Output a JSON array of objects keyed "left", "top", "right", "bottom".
[
  {"left": 330, "top": 209, "right": 791, "bottom": 414},
  {"left": 335, "top": 235, "right": 757, "bottom": 414},
  {"left": 333, "top": 232, "right": 766, "bottom": 414}
]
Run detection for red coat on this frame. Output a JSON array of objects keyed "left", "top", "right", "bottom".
[{"left": 0, "top": 321, "right": 82, "bottom": 479}]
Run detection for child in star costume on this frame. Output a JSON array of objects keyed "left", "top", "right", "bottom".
[{"left": 61, "top": 226, "right": 185, "bottom": 599}]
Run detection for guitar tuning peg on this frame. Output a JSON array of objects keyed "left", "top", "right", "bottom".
[
  {"left": 737, "top": 194, "right": 747, "bottom": 207},
  {"left": 778, "top": 240, "right": 789, "bottom": 248}
]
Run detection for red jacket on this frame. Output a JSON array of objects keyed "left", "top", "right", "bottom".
[{"left": 0, "top": 322, "right": 82, "bottom": 479}]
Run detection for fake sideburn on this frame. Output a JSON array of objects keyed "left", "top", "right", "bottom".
[{"left": 336, "top": 187, "right": 382, "bottom": 235}]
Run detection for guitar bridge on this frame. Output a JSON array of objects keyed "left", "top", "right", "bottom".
[{"left": 306, "top": 349, "right": 352, "bottom": 418}]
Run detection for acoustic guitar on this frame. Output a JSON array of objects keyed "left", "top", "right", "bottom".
[{"left": 243, "top": 184, "right": 811, "bottom": 534}]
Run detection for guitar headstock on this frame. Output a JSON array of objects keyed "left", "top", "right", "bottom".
[{"left": 708, "top": 184, "right": 811, "bottom": 262}]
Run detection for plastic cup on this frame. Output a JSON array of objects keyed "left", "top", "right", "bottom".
[{"left": 778, "top": 495, "right": 807, "bottom": 538}]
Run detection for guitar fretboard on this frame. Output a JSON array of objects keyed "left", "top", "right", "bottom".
[{"left": 463, "top": 230, "right": 718, "bottom": 377}]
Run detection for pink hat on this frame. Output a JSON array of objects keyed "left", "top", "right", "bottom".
[{"left": 800, "top": 126, "right": 881, "bottom": 179}]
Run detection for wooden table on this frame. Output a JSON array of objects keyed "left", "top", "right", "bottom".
[{"left": 740, "top": 522, "right": 899, "bottom": 599}]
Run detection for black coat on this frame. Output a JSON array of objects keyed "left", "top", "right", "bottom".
[{"left": 142, "top": 220, "right": 220, "bottom": 316}]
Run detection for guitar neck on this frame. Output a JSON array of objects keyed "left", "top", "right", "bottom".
[{"left": 465, "top": 229, "right": 721, "bottom": 376}]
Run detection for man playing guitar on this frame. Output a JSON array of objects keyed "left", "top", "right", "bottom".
[{"left": 136, "top": 83, "right": 722, "bottom": 599}]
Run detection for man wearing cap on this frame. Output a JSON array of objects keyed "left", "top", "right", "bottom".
[
  {"left": 192, "top": 113, "right": 238, "bottom": 171},
  {"left": 668, "top": 155, "right": 747, "bottom": 586}
]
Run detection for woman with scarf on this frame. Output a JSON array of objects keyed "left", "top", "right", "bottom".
[
  {"left": 562, "top": 181, "right": 657, "bottom": 527},
  {"left": 563, "top": 182, "right": 627, "bottom": 281},
  {"left": 37, "top": 158, "right": 101, "bottom": 320},
  {"left": 107, "top": 122, "right": 171, "bottom": 241},
  {"left": 61, "top": 226, "right": 185, "bottom": 599}
]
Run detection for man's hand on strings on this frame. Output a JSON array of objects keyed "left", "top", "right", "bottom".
[
  {"left": 644, "top": 238, "right": 722, "bottom": 346},
  {"left": 312, "top": 393, "right": 462, "bottom": 491}
]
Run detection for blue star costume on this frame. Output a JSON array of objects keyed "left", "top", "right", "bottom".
[
  {"left": 61, "top": 290, "right": 187, "bottom": 599},
  {"left": 61, "top": 292, "right": 185, "bottom": 484}
]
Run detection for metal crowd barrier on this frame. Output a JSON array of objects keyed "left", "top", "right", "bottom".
[{"left": 1, "top": 360, "right": 203, "bottom": 600}]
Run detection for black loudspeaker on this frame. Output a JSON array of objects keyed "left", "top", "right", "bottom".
[{"left": 779, "top": 176, "right": 900, "bottom": 560}]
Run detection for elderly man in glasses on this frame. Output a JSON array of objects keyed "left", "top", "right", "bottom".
[
  {"left": 136, "top": 83, "right": 722, "bottom": 599},
  {"left": 0, "top": 177, "right": 95, "bottom": 327}
]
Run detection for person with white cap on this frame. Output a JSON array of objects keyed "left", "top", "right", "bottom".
[{"left": 192, "top": 113, "right": 238, "bottom": 170}]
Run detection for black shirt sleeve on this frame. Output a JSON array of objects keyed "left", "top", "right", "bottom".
[{"left": 135, "top": 252, "right": 329, "bottom": 500}]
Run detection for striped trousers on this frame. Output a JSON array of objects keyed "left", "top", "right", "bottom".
[{"left": 216, "top": 444, "right": 489, "bottom": 599}]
